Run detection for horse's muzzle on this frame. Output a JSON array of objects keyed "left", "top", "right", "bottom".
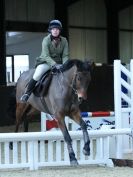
[{"left": 77, "top": 90, "right": 87, "bottom": 100}]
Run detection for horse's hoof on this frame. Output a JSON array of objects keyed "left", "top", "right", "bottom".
[
  {"left": 83, "top": 148, "right": 90, "bottom": 156},
  {"left": 70, "top": 160, "right": 79, "bottom": 166}
]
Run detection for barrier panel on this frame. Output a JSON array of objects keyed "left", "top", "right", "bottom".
[{"left": 0, "top": 129, "right": 132, "bottom": 170}]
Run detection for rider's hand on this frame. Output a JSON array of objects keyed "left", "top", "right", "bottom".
[{"left": 52, "top": 64, "right": 62, "bottom": 73}]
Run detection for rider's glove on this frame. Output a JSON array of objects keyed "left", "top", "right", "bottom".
[{"left": 52, "top": 64, "right": 62, "bottom": 73}]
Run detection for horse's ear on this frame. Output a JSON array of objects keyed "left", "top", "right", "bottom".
[{"left": 84, "top": 60, "right": 95, "bottom": 72}]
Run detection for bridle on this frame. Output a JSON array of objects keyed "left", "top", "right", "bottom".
[{"left": 58, "top": 68, "right": 82, "bottom": 102}]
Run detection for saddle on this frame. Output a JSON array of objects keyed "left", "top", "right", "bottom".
[
  {"left": 33, "top": 70, "right": 53, "bottom": 97},
  {"left": 33, "top": 63, "right": 65, "bottom": 97}
]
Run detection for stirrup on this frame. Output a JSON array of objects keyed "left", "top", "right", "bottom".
[{"left": 20, "top": 94, "right": 30, "bottom": 102}]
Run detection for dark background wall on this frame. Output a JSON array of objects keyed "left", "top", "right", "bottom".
[
  {"left": 80, "top": 65, "right": 114, "bottom": 112},
  {"left": 0, "top": 86, "right": 16, "bottom": 126}
]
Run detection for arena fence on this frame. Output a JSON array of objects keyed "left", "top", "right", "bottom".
[{"left": 0, "top": 128, "right": 132, "bottom": 171}]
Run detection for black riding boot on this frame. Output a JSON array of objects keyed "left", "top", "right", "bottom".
[{"left": 20, "top": 79, "right": 37, "bottom": 102}]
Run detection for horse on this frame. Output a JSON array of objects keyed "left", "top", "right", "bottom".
[{"left": 15, "top": 59, "right": 94, "bottom": 165}]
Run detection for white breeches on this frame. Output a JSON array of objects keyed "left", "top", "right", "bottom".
[{"left": 33, "top": 63, "right": 50, "bottom": 81}]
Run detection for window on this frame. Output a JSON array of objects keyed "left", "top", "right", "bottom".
[
  {"left": 6, "top": 55, "right": 29, "bottom": 83},
  {"left": 6, "top": 56, "right": 13, "bottom": 83}
]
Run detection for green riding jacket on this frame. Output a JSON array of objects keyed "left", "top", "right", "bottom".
[{"left": 36, "top": 34, "right": 69, "bottom": 67}]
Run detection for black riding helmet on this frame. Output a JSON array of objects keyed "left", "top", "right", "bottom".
[{"left": 48, "top": 20, "right": 62, "bottom": 32}]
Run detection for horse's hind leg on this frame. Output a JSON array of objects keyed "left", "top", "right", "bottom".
[
  {"left": 23, "top": 118, "right": 29, "bottom": 132},
  {"left": 56, "top": 115, "right": 78, "bottom": 166},
  {"left": 15, "top": 103, "right": 25, "bottom": 132},
  {"left": 10, "top": 103, "right": 24, "bottom": 149},
  {"left": 10, "top": 103, "right": 30, "bottom": 149},
  {"left": 15, "top": 103, "right": 30, "bottom": 132},
  {"left": 70, "top": 111, "right": 90, "bottom": 156}
]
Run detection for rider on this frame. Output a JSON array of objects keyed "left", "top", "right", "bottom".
[{"left": 20, "top": 19, "right": 69, "bottom": 102}]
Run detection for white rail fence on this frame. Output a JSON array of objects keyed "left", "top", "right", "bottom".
[{"left": 0, "top": 129, "right": 132, "bottom": 171}]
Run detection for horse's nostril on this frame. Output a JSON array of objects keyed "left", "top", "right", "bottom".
[
  {"left": 78, "top": 97, "right": 83, "bottom": 103},
  {"left": 77, "top": 91, "right": 87, "bottom": 101}
]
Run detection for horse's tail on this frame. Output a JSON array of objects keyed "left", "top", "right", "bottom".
[{"left": 7, "top": 86, "right": 16, "bottom": 124}]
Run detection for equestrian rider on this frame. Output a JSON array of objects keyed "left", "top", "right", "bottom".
[{"left": 20, "top": 19, "right": 69, "bottom": 102}]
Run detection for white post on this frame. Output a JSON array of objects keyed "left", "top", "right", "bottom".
[
  {"left": 28, "top": 141, "right": 34, "bottom": 170},
  {"left": 130, "top": 59, "right": 133, "bottom": 129},
  {"left": 114, "top": 60, "right": 123, "bottom": 158},
  {"left": 114, "top": 60, "right": 122, "bottom": 128},
  {"left": 41, "top": 112, "right": 46, "bottom": 132}
]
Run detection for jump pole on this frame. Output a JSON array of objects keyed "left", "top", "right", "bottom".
[{"left": 114, "top": 60, "right": 123, "bottom": 158}]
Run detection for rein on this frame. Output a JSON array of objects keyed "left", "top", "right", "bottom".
[{"left": 58, "top": 68, "right": 79, "bottom": 97}]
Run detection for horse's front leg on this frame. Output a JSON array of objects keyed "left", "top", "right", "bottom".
[
  {"left": 70, "top": 111, "right": 90, "bottom": 156},
  {"left": 56, "top": 116, "right": 78, "bottom": 166}
]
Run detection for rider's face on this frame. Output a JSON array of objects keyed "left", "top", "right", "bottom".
[{"left": 51, "top": 28, "right": 60, "bottom": 37}]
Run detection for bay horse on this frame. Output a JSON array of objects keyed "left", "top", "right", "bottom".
[{"left": 15, "top": 59, "right": 93, "bottom": 165}]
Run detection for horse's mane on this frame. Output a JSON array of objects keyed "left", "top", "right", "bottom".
[{"left": 61, "top": 59, "right": 91, "bottom": 72}]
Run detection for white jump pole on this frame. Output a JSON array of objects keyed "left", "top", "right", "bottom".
[
  {"left": 130, "top": 59, "right": 133, "bottom": 129},
  {"left": 41, "top": 112, "right": 46, "bottom": 132},
  {"left": 114, "top": 60, "right": 122, "bottom": 128},
  {"left": 114, "top": 60, "right": 123, "bottom": 158}
]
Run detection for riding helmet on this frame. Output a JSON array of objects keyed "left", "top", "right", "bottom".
[{"left": 48, "top": 20, "right": 62, "bottom": 32}]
